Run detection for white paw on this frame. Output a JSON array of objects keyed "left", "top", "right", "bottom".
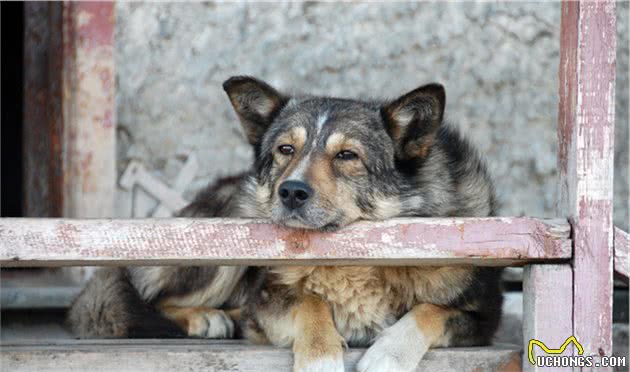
[
  {"left": 356, "top": 339, "right": 412, "bottom": 372},
  {"left": 294, "top": 355, "right": 345, "bottom": 372},
  {"left": 187, "top": 310, "right": 234, "bottom": 339},
  {"left": 356, "top": 314, "right": 428, "bottom": 372}
]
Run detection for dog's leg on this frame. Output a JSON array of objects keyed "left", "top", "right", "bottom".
[
  {"left": 242, "top": 293, "right": 345, "bottom": 372},
  {"left": 159, "top": 306, "right": 234, "bottom": 338},
  {"left": 291, "top": 295, "right": 345, "bottom": 372},
  {"left": 357, "top": 303, "right": 456, "bottom": 372}
]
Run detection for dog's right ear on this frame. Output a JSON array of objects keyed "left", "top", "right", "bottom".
[{"left": 223, "top": 76, "right": 288, "bottom": 146}]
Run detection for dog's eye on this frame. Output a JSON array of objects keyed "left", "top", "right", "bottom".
[
  {"left": 335, "top": 150, "right": 358, "bottom": 160},
  {"left": 277, "top": 145, "right": 295, "bottom": 155}
]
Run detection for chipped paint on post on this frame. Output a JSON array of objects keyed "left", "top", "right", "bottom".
[
  {"left": 557, "top": 0, "right": 616, "bottom": 362},
  {"left": 62, "top": 2, "right": 116, "bottom": 217}
]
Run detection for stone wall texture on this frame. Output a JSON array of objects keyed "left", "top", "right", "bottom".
[{"left": 115, "top": 2, "right": 628, "bottom": 230}]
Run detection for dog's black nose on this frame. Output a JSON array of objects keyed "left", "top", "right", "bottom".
[{"left": 278, "top": 180, "right": 313, "bottom": 210}]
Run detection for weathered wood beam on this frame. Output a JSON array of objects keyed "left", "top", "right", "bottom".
[
  {"left": 614, "top": 227, "right": 629, "bottom": 279},
  {"left": 522, "top": 265, "right": 574, "bottom": 372},
  {"left": 2, "top": 340, "right": 522, "bottom": 372},
  {"left": 0, "top": 269, "right": 82, "bottom": 309},
  {"left": 0, "top": 217, "right": 571, "bottom": 267},
  {"left": 557, "top": 0, "right": 616, "bottom": 361}
]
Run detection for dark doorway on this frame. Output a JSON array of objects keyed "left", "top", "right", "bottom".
[{"left": 1, "top": 2, "right": 25, "bottom": 217}]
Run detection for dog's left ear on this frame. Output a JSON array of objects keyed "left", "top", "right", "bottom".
[
  {"left": 381, "top": 83, "right": 445, "bottom": 159},
  {"left": 223, "top": 76, "right": 288, "bottom": 146}
]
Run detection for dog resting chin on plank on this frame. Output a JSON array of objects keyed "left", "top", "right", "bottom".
[{"left": 68, "top": 76, "right": 503, "bottom": 372}]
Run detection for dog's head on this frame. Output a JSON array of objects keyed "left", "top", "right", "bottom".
[{"left": 223, "top": 76, "right": 445, "bottom": 231}]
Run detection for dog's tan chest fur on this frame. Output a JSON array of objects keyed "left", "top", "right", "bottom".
[
  {"left": 303, "top": 267, "right": 395, "bottom": 344},
  {"left": 272, "top": 266, "right": 474, "bottom": 346}
]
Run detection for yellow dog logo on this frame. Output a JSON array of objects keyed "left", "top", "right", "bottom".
[{"left": 528, "top": 336, "right": 584, "bottom": 365}]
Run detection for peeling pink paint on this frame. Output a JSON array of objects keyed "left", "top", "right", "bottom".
[
  {"left": 74, "top": 2, "right": 114, "bottom": 49},
  {"left": 102, "top": 109, "right": 113, "bottom": 128},
  {"left": 61, "top": 2, "right": 116, "bottom": 217},
  {"left": 0, "top": 218, "right": 571, "bottom": 267},
  {"left": 99, "top": 68, "right": 112, "bottom": 91},
  {"left": 558, "top": 1, "right": 616, "bottom": 360}
]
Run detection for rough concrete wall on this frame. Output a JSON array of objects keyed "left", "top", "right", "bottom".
[
  {"left": 115, "top": 2, "right": 628, "bottom": 229},
  {"left": 614, "top": 1, "right": 629, "bottom": 231}
]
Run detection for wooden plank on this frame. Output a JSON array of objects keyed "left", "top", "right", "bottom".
[
  {"left": 0, "top": 217, "right": 571, "bottom": 267},
  {"left": 614, "top": 227, "right": 629, "bottom": 279},
  {"left": 557, "top": 0, "right": 616, "bottom": 361},
  {"left": 523, "top": 265, "right": 573, "bottom": 372},
  {"left": 0, "top": 269, "right": 82, "bottom": 309},
  {"left": 1, "top": 286, "right": 81, "bottom": 309},
  {"left": 1, "top": 340, "right": 522, "bottom": 372}
]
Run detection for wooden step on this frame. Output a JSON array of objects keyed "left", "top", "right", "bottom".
[
  {"left": 1, "top": 269, "right": 83, "bottom": 309},
  {"left": 1, "top": 340, "right": 522, "bottom": 372}
]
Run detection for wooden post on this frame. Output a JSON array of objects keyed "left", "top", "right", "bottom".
[
  {"left": 23, "top": 2, "right": 116, "bottom": 218},
  {"left": 557, "top": 0, "right": 616, "bottom": 364},
  {"left": 523, "top": 265, "right": 574, "bottom": 372},
  {"left": 61, "top": 2, "right": 116, "bottom": 218}
]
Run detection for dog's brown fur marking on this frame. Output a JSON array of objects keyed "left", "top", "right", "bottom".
[
  {"left": 306, "top": 156, "right": 337, "bottom": 201},
  {"left": 158, "top": 306, "right": 224, "bottom": 336},
  {"left": 412, "top": 303, "right": 454, "bottom": 347},
  {"left": 292, "top": 295, "right": 344, "bottom": 371}
]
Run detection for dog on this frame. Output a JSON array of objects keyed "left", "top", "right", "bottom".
[{"left": 68, "top": 76, "right": 503, "bottom": 372}]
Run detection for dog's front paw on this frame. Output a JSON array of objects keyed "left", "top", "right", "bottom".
[
  {"left": 186, "top": 309, "right": 234, "bottom": 338},
  {"left": 356, "top": 338, "right": 414, "bottom": 372},
  {"left": 294, "top": 355, "right": 345, "bottom": 372},
  {"left": 356, "top": 315, "right": 428, "bottom": 372},
  {"left": 293, "top": 341, "right": 344, "bottom": 372}
]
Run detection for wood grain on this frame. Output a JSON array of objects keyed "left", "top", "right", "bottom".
[
  {"left": 0, "top": 217, "right": 570, "bottom": 267},
  {"left": 1, "top": 340, "right": 522, "bottom": 372},
  {"left": 61, "top": 2, "right": 117, "bottom": 218},
  {"left": 523, "top": 265, "right": 573, "bottom": 372},
  {"left": 557, "top": 0, "right": 616, "bottom": 362}
]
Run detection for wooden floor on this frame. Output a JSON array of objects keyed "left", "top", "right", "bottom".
[
  {"left": 2, "top": 339, "right": 522, "bottom": 372},
  {"left": 1, "top": 274, "right": 626, "bottom": 372},
  {"left": 0, "top": 308, "right": 524, "bottom": 371}
]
